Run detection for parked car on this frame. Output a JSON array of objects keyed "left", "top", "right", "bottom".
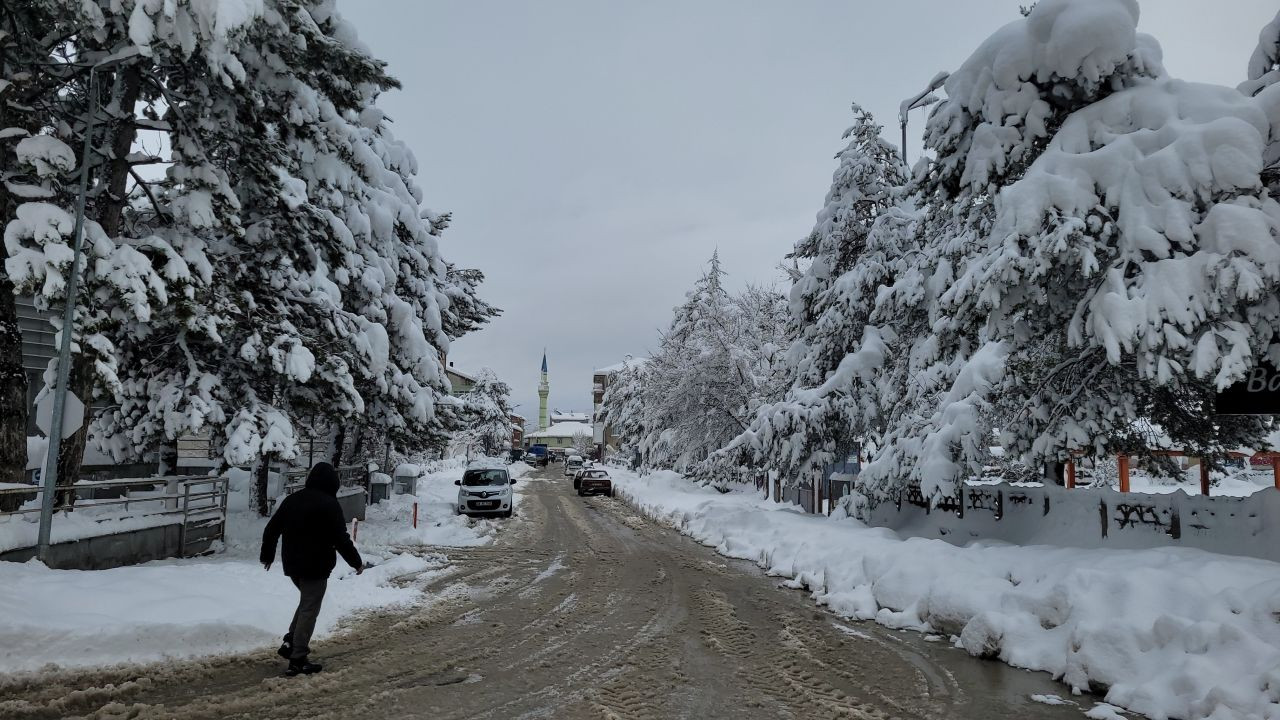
[
  {"left": 455, "top": 465, "right": 516, "bottom": 517},
  {"left": 564, "top": 455, "right": 584, "bottom": 477},
  {"left": 525, "top": 444, "right": 550, "bottom": 467},
  {"left": 575, "top": 468, "right": 612, "bottom": 497}
]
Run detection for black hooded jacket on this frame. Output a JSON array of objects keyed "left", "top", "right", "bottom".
[{"left": 260, "top": 463, "right": 363, "bottom": 580}]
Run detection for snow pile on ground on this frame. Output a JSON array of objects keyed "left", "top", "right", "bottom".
[
  {"left": 0, "top": 499, "right": 178, "bottom": 553},
  {"left": 613, "top": 470, "right": 1280, "bottom": 720},
  {"left": 359, "top": 457, "right": 529, "bottom": 548},
  {"left": 0, "top": 550, "right": 438, "bottom": 674},
  {"left": 0, "top": 460, "right": 525, "bottom": 674}
]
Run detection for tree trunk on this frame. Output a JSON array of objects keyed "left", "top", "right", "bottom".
[
  {"left": 330, "top": 423, "right": 346, "bottom": 466},
  {"left": 0, "top": 36, "right": 34, "bottom": 510},
  {"left": 255, "top": 454, "right": 273, "bottom": 517},
  {"left": 1046, "top": 460, "right": 1066, "bottom": 486},
  {"left": 0, "top": 279, "right": 27, "bottom": 512},
  {"left": 350, "top": 426, "right": 364, "bottom": 466},
  {"left": 54, "top": 64, "right": 144, "bottom": 493},
  {"left": 53, "top": 358, "right": 95, "bottom": 507}
]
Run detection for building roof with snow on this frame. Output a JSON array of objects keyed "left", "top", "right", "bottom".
[
  {"left": 596, "top": 356, "right": 648, "bottom": 376},
  {"left": 550, "top": 411, "right": 589, "bottom": 424},
  {"left": 526, "top": 421, "right": 593, "bottom": 439}
]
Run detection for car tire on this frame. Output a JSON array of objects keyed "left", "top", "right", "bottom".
[{"left": 503, "top": 510, "right": 512, "bottom": 518}]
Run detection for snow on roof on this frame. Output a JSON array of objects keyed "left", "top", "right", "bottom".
[
  {"left": 526, "top": 421, "right": 593, "bottom": 439},
  {"left": 446, "top": 366, "right": 478, "bottom": 383},
  {"left": 596, "top": 356, "right": 649, "bottom": 375},
  {"left": 550, "top": 411, "right": 589, "bottom": 422}
]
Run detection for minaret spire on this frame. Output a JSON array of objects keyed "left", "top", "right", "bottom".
[{"left": 538, "top": 349, "right": 550, "bottom": 431}]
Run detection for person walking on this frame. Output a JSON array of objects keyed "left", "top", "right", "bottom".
[{"left": 260, "top": 462, "right": 364, "bottom": 676}]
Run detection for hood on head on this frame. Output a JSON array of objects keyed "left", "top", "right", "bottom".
[{"left": 306, "top": 462, "right": 341, "bottom": 496}]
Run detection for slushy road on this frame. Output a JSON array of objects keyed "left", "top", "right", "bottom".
[{"left": 0, "top": 466, "right": 1084, "bottom": 719}]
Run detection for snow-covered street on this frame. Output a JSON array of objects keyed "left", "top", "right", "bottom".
[
  {"left": 0, "top": 467, "right": 1086, "bottom": 719},
  {"left": 6, "top": 0, "right": 1280, "bottom": 717},
  {"left": 612, "top": 470, "right": 1280, "bottom": 720}
]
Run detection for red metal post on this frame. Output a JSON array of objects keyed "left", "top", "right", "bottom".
[
  {"left": 413, "top": 502, "right": 418, "bottom": 529},
  {"left": 1118, "top": 454, "right": 1130, "bottom": 493},
  {"left": 1065, "top": 460, "right": 1076, "bottom": 489},
  {"left": 1273, "top": 456, "right": 1280, "bottom": 490},
  {"left": 1199, "top": 459, "right": 1210, "bottom": 496}
]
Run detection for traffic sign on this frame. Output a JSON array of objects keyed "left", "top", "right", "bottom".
[{"left": 35, "top": 389, "right": 85, "bottom": 439}]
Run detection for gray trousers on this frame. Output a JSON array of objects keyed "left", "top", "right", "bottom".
[{"left": 288, "top": 577, "right": 328, "bottom": 660}]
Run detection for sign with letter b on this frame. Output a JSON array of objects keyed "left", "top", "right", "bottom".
[{"left": 1216, "top": 361, "right": 1280, "bottom": 415}]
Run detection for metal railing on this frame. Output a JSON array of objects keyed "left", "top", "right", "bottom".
[{"left": 0, "top": 475, "right": 229, "bottom": 556}]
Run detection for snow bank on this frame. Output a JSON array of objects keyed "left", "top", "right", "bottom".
[
  {"left": 613, "top": 470, "right": 1280, "bottom": 720},
  {"left": 0, "top": 551, "right": 436, "bottom": 674},
  {"left": 0, "top": 459, "right": 527, "bottom": 674},
  {"left": 0, "top": 504, "right": 177, "bottom": 554}
]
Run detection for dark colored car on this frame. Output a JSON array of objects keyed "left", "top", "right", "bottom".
[{"left": 575, "top": 469, "right": 612, "bottom": 497}]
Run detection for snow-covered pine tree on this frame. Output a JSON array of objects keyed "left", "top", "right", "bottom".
[
  {"left": 1241, "top": 9, "right": 1280, "bottom": 196},
  {"left": 598, "top": 358, "right": 652, "bottom": 464},
  {"left": 3, "top": 1, "right": 214, "bottom": 492},
  {"left": 0, "top": 0, "right": 64, "bottom": 499},
  {"left": 609, "top": 253, "right": 787, "bottom": 473},
  {"left": 708, "top": 105, "right": 908, "bottom": 486},
  {"left": 81, "top": 0, "right": 484, "bottom": 513},
  {"left": 440, "top": 260, "right": 502, "bottom": 342},
  {"left": 862, "top": 0, "right": 1280, "bottom": 499},
  {"left": 461, "top": 368, "right": 514, "bottom": 457}
]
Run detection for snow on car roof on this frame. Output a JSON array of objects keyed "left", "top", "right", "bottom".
[{"left": 466, "top": 459, "right": 509, "bottom": 471}]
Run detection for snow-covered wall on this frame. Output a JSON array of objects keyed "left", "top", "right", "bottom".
[{"left": 865, "top": 484, "right": 1280, "bottom": 563}]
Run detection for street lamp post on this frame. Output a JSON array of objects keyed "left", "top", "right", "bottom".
[{"left": 36, "top": 53, "right": 135, "bottom": 560}]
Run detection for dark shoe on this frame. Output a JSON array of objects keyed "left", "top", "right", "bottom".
[
  {"left": 277, "top": 643, "right": 292, "bottom": 660},
  {"left": 286, "top": 659, "right": 323, "bottom": 676}
]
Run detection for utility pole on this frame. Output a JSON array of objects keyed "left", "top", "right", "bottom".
[{"left": 37, "top": 51, "right": 137, "bottom": 560}]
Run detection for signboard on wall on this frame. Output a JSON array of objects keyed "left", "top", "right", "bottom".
[{"left": 1216, "top": 361, "right": 1280, "bottom": 415}]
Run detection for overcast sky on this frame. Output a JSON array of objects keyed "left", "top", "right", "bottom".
[{"left": 345, "top": 0, "right": 1277, "bottom": 420}]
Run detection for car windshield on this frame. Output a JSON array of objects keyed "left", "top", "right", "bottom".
[{"left": 462, "top": 469, "right": 508, "bottom": 486}]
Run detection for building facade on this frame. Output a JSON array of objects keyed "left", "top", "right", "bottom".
[
  {"left": 524, "top": 421, "right": 593, "bottom": 451},
  {"left": 510, "top": 413, "right": 525, "bottom": 449},
  {"left": 445, "top": 363, "right": 477, "bottom": 395},
  {"left": 593, "top": 356, "right": 646, "bottom": 453}
]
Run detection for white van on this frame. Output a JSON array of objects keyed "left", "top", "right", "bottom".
[
  {"left": 564, "top": 455, "right": 584, "bottom": 477},
  {"left": 455, "top": 465, "right": 515, "bottom": 518}
]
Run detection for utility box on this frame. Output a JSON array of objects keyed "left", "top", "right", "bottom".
[
  {"left": 392, "top": 470, "right": 418, "bottom": 496},
  {"left": 369, "top": 473, "right": 391, "bottom": 504}
]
